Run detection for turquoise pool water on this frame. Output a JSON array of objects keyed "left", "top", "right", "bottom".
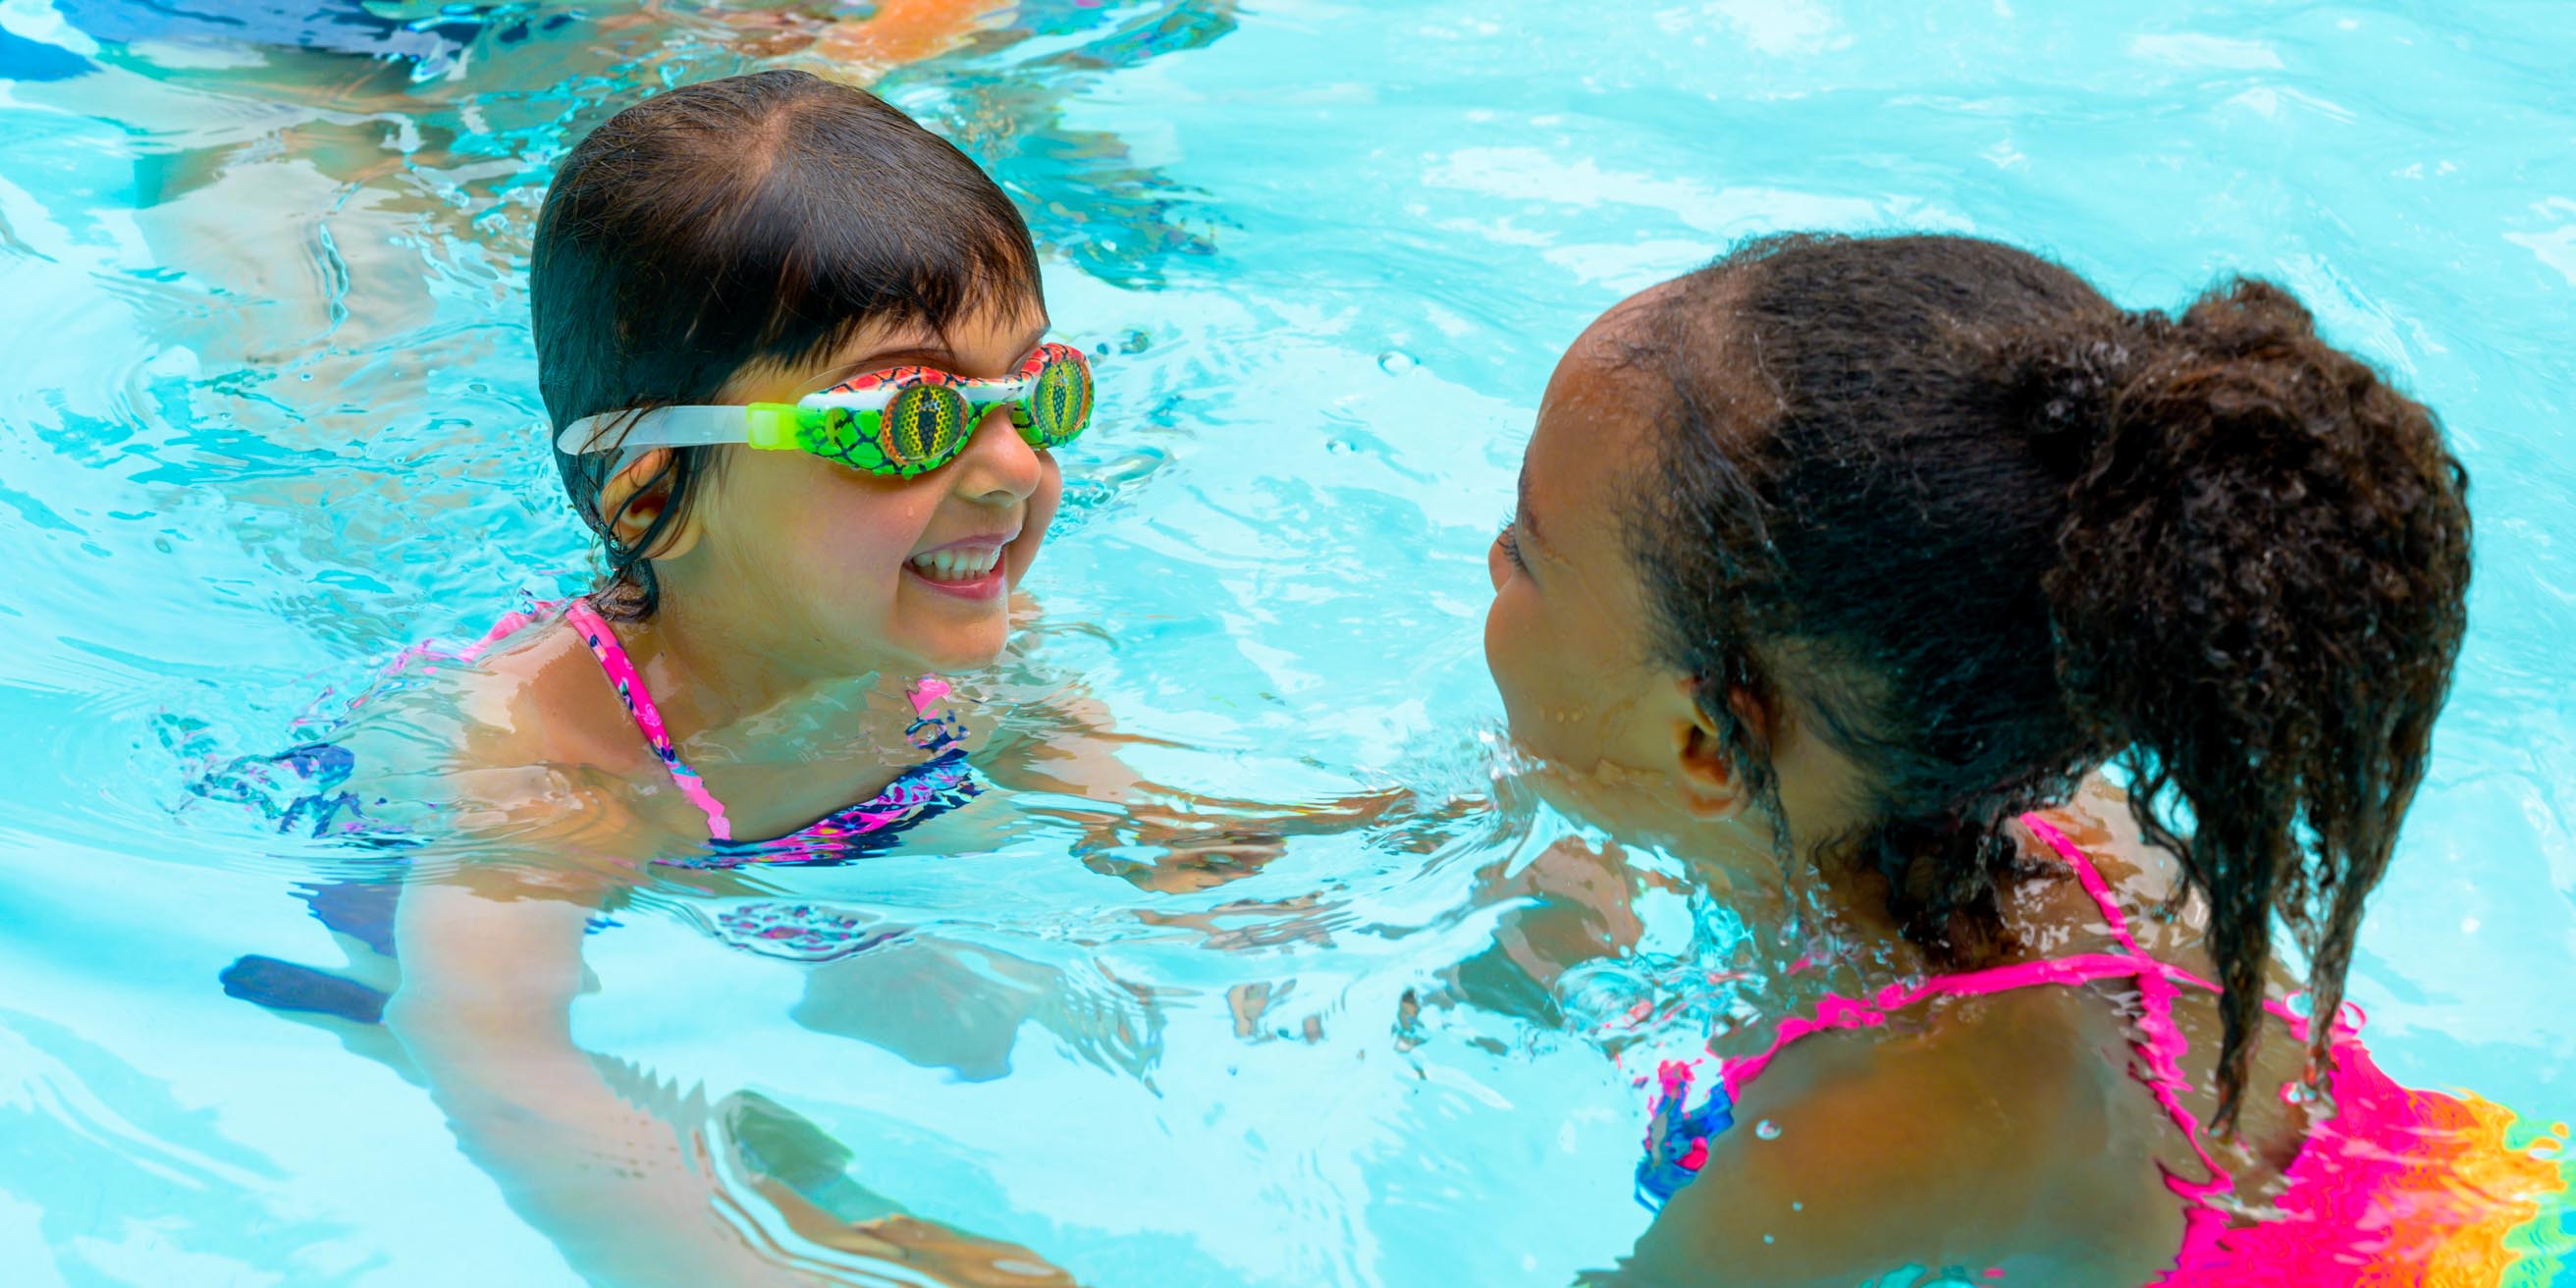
[{"left": 1, "top": 1, "right": 2572, "bottom": 1283}]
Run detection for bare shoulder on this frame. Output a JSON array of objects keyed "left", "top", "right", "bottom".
[
  {"left": 338, "top": 617, "right": 648, "bottom": 784},
  {"left": 1603, "top": 984, "right": 2185, "bottom": 1287},
  {"left": 2022, "top": 776, "right": 2235, "bottom": 971},
  {"left": 456, "top": 617, "right": 656, "bottom": 773},
  {"left": 323, "top": 617, "right": 677, "bottom": 858}
]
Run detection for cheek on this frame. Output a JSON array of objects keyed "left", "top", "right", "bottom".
[
  {"left": 1483, "top": 580, "right": 1548, "bottom": 731},
  {"left": 1006, "top": 458, "right": 1064, "bottom": 581},
  {"left": 766, "top": 473, "right": 937, "bottom": 596},
  {"left": 1483, "top": 581, "right": 1636, "bottom": 769}
]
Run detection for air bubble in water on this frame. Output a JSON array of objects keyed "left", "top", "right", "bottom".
[
  {"left": 1754, "top": 1118, "right": 1782, "bottom": 1140},
  {"left": 1377, "top": 349, "right": 1417, "bottom": 374}
]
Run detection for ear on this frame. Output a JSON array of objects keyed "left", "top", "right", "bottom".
[
  {"left": 1669, "top": 676, "right": 1751, "bottom": 821},
  {"left": 598, "top": 449, "right": 704, "bottom": 562}
]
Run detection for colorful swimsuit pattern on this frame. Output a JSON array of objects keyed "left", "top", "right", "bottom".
[
  {"left": 1636, "top": 816, "right": 2573, "bottom": 1285},
  {"left": 559, "top": 600, "right": 982, "bottom": 867},
  {"left": 207, "top": 599, "right": 983, "bottom": 1015}
]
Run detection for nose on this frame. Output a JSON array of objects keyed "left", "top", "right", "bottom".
[{"left": 949, "top": 403, "right": 1045, "bottom": 507}]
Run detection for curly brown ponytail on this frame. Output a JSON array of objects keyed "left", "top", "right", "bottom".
[
  {"left": 1631, "top": 234, "right": 2472, "bottom": 1129},
  {"left": 2044, "top": 281, "right": 2472, "bottom": 1124}
]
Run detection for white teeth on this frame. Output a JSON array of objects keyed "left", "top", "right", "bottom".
[{"left": 908, "top": 546, "right": 1001, "bottom": 582}]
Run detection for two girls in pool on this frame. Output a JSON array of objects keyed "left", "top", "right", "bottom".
[{"left": 363, "top": 69, "right": 2555, "bottom": 1285}]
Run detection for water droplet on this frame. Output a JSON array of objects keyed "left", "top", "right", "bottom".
[
  {"left": 1790, "top": 1201, "right": 1802, "bottom": 1211},
  {"left": 1754, "top": 1118, "right": 1782, "bottom": 1140},
  {"left": 1761, "top": 1233, "right": 1774, "bottom": 1245},
  {"left": 1376, "top": 349, "right": 1417, "bottom": 375}
]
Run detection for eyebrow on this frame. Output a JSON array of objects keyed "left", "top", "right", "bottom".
[
  {"left": 1515, "top": 461, "right": 1547, "bottom": 555},
  {"left": 821, "top": 321, "right": 1053, "bottom": 388}
]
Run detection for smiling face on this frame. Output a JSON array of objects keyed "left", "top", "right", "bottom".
[{"left": 625, "top": 295, "right": 1063, "bottom": 678}]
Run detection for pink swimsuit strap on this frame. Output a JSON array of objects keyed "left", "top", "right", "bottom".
[
  {"left": 1653, "top": 818, "right": 2538, "bottom": 1282},
  {"left": 561, "top": 600, "right": 736, "bottom": 842},
  {"left": 1716, "top": 815, "right": 2245, "bottom": 1211}
]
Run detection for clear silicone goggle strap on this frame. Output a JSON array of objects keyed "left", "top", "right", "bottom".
[{"left": 556, "top": 405, "right": 746, "bottom": 456}]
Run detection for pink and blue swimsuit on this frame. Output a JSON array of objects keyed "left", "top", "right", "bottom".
[
  {"left": 212, "top": 599, "right": 988, "bottom": 1017},
  {"left": 1634, "top": 816, "right": 2573, "bottom": 1284},
  {"left": 557, "top": 599, "right": 982, "bottom": 867}
]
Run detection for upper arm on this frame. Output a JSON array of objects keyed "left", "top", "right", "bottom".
[
  {"left": 1608, "top": 988, "right": 2171, "bottom": 1287},
  {"left": 975, "top": 683, "right": 1158, "bottom": 799},
  {"left": 381, "top": 789, "right": 649, "bottom": 1059},
  {"left": 387, "top": 878, "right": 594, "bottom": 1043}
]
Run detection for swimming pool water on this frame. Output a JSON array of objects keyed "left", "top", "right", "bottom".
[{"left": 1, "top": 1, "right": 2572, "bottom": 1283}]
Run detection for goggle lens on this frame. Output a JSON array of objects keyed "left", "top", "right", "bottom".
[
  {"left": 883, "top": 384, "right": 976, "bottom": 473},
  {"left": 797, "top": 386, "right": 974, "bottom": 478},
  {"left": 1016, "top": 344, "right": 1094, "bottom": 449}
]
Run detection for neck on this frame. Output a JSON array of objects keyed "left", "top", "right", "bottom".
[
  {"left": 1672, "top": 821, "right": 1797, "bottom": 924},
  {"left": 611, "top": 590, "right": 923, "bottom": 781},
  {"left": 1656, "top": 800, "right": 1930, "bottom": 980},
  {"left": 1530, "top": 759, "right": 1808, "bottom": 937}
]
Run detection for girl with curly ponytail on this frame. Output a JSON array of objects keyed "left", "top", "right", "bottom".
[{"left": 1486, "top": 234, "right": 2562, "bottom": 1283}]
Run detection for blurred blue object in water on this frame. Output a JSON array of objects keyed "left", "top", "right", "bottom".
[
  {"left": 53, "top": 0, "right": 527, "bottom": 65},
  {"left": 0, "top": 26, "right": 92, "bottom": 80}
]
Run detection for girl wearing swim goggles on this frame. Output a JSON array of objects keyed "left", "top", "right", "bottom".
[
  {"left": 295, "top": 76, "right": 1119, "bottom": 1286},
  {"left": 266, "top": 73, "right": 1418, "bottom": 1288}
]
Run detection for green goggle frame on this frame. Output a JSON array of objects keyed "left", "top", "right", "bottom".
[{"left": 558, "top": 342, "right": 1095, "bottom": 479}]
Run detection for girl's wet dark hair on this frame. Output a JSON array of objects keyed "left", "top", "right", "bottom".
[
  {"left": 1631, "top": 233, "right": 2471, "bottom": 1128},
  {"left": 532, "top": 69, "right": 1042, "bottom": 617}
]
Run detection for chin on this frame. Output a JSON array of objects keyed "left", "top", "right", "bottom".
[{"left": 904, "top": 629, "right": 1010, "bottom": 675}]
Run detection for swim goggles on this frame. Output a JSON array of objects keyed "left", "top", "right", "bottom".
[{"left": 555, "top": 343, "right": 1094, "bottom": 479}]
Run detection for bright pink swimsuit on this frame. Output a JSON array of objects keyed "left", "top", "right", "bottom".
[{"left": 1637, "top": 816, "right": 2572, "bottom": 1284}]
